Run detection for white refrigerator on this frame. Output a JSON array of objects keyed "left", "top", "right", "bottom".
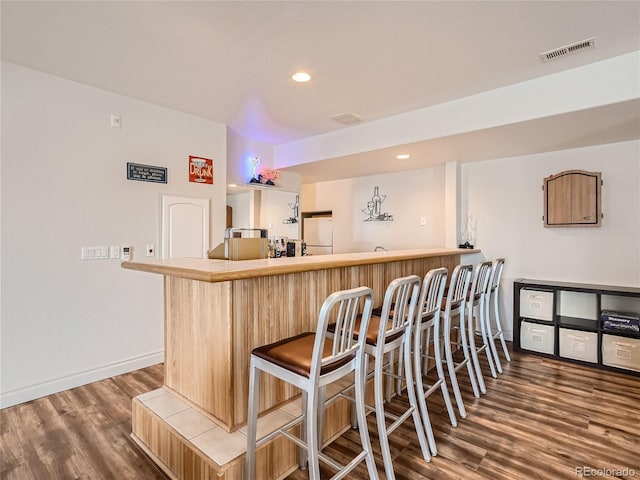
[{"left": 303, "top": 217, "right": 333, "bottom": 255}]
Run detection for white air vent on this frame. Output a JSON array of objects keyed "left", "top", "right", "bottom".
[
  {"left": 331, "top": 112, "right": 364, "bottom": 125},
  {"left": 540, "top": 38, "right": 596, "bottom": 63}
]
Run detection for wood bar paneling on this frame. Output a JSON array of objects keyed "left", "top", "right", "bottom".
[
  {"left": 132, "top": 399, "right": 300, "bottom": 480},
  {"left": 125, "top": 249, "right": 466, "bottom": 479},
  {"left": 164, "top": 277, "right": 233, "bottom": 428},
  {"left": 162, "top": 253, "right": 461, "bottom": 432}
]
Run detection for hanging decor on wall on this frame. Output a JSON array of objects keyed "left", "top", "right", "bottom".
[
  {"left": 362, "top": 186, "right": 393, "bottom": 222},
  {"left": 458, "top": 214, "right": 477, "bottom": 248},
  {"left": 189, "top": 156, "right": 214, "bottom": 184},
  {"left": 127, "top": 162, "right": 167, "bottom": 184},
  {"left": 247, "top": 156, "right": 279, "bottom": 186},
  {"left": 283, "top": 195, "right": 300, "bottom": 224}
]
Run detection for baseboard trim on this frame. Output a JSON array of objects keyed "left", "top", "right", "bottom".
[{"left": 0, "top": 350, "right": 164, "bottom": 409}]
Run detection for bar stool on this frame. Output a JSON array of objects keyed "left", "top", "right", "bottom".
[
  {"left": 326, "top": 275, "right": 432, "bottom": 480},
  {"left": 412, "top": 267, "right": 457, "bottom": 458},
  {"left": 441, "top": 264, "right": 476, "bottom": 418},
  {"left": 245, "top": 286, "right": 379, "bottom": 480},
  {"left": 466, "top": 261, "right": 496, "bottom": 395},
  {"left": 484, "top": 258, "right": 511, "bottom": 373}
]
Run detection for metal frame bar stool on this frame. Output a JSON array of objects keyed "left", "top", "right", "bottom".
[
  {"left": 326, "top": 275, "right": 432, "bottom": 480},
  {"left": 466, "top": 261, "right": 497, "bottom": 395},
  {"left": 441, "top": 264, "right": 476, "bottom": 418},
  {"left": 412, "top": 267, "right": 457, "bottom": 458},
  {"left": 365, "top": 275, "right": 432, "bottom": 479},
  {"left": 484, "top": 258, "right": 511, "bottom": 373},
  {"left": 246, "top": 286, "right": 379, "bottom": 480}
]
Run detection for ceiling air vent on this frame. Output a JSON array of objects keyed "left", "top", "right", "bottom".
[
  {"left": 540, "top": 38, "right": 596, "bottom": 63},
  {"left": 331, "top": 112, "right": 364, "bottom": 125}
]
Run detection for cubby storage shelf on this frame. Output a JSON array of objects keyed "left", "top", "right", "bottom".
[
  {"left": 556, "top": 315, "right": 599, "bottom": 331},
  {"left": 514, "top": 279, "right": 640, "bottom": 376}
]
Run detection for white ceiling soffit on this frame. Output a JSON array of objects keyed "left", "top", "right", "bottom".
[
  {"left": 281, "top": 99, "right": 640, "bottom": 184},
  {"left": 2, "top": 1, "right": 639, "bottom": 146}
]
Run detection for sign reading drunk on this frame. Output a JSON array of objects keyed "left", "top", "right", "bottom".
[{"left": 189, "top": 156, "right": 214, "bottom": 184}]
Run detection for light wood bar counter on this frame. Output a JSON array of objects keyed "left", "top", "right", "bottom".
[{"left": 123, "top": 248, "right": 478, "bottom": 480}]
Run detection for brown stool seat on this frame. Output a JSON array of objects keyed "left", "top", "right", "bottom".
[
  {"left": 373, "top": 305, "right": 434, "bottom": 323},
  {"left": 371, "top": 303, "right": 394, "bottom": 317},
  {"left": 420, "top": 310, "right": 435, "bottom": 323},
  {"left": 327, "top": 315, "right": 404, "bottom": 346},
  {"left": 325, "top": 274, "right": 432, "bottom": 479},
  {"left": 252, "top": 332, "right": 354, "bottom": 378},
  {"left": 440, "top": 298, "right": 462, "bottom": 311},
  {"left": 447, "top": 281, "right": 479, "bottom": 304},
  {"left": 245, "top": 286, "right": 380, "bottom": 480},
  {"left": 468, "top": 291, "right": 482, "bottom": 303}
]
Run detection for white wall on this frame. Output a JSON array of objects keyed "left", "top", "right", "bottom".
[
  {"left": 227, "top": 192, "right": 251, "bottom": 229},
  {"left": 1, "top": 62, "right": 227, "bottom": 407},
  {"left": 460, "top": 140, "right": 640, "bottom": 339},
  {"left": 226, "top": 190, "right": 301, "bottom": 239},
  {"left": 226, "top": 129, "right": 301, "bottom": 238},
  {"left": 259, "top": 190, "right": 301, "bottom": 239},
  {"left": 300, "top": 140, "right": 639, "bottom": 340},
  {"left": 301, "top": 166, "right": 445, "bottom": 253},
  {"left": 227, "top": 128, "right": 300, "bottom": 192}
]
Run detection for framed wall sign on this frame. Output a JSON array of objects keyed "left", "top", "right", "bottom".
[
  {"left": 127, "top": 162, "right": 168, "bottom": 184},
  {"left": 189, "top": 156, "right": 214, "bottom": 184}
]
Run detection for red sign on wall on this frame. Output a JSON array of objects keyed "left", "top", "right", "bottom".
[{"left": 189, "top": 156, "right": 214, "bottom": 184}]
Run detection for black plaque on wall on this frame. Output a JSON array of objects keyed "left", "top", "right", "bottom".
[{"left": 127, "top": 162, "right": 168, "bottom": 184}]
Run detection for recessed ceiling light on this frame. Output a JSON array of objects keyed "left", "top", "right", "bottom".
[
  {"left": 291, "top": 71, "right": 311, "bottom": 83},
  {"left": 396, "top": 154, "right": 410, "bottom": 160}
]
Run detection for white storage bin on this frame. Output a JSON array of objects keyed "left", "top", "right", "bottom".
[
  {"left": 559, "top": 328, "right": 597, "bottom": 363},
  {"left": 520, "top": 321, "right": 555, "bottom": 355},
  {"left": 602, "top": 334, "right": 640, "bottom": 372},
  {"left": 519, "top": 289, "right": 554, "bottom": 322}
]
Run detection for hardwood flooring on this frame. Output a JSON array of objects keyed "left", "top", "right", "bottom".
[
  {"left": 1, "top": 365, "right": 168, "bottom": 480},
  {"left": 2, "top": 351, "right": 639, "bottom": 479}
]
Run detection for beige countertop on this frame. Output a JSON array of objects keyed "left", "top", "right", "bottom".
[{"left": 121, "top": 247, "right": 479, "bottom": 283}]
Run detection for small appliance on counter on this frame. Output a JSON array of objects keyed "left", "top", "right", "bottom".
[
  {"left": 209, "top": 228, "right": 269, "bottom": 260},
  {"left": 287, "top": 239, "right": 304, "bottom": 257},
  {"left": 269, "top": 237, "right": 305, "bottom": 258}
]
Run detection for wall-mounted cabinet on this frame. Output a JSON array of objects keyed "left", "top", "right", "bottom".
[
  {"left": 514, "top": 279, "right": 640, "bottom": 376},
  {"left": 543, "top": 170, "right": 602, "bottom": 227}
]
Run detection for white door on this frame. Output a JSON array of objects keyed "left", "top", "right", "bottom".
[{"left": 161, "top": 195, "right": 210, "bottom": 258}]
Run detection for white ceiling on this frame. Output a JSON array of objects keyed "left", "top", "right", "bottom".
[{"left": 2, "top": 1, "right": 640, "bottom": 181}]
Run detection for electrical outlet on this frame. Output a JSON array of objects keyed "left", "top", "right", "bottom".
[
  {"left": 420, "top": 217, "right": 427, "bottom": 226},
  {"left": 110, "top": 114, "right": 121, "bottom": 128}
]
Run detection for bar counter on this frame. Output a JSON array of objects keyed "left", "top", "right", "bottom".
[{"left": 123, "top": 247, "right": 478, "bottom": 480}]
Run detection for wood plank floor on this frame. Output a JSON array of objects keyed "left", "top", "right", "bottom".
[{"left": 2, "top": 351, "right": 639, "bottom": 479}]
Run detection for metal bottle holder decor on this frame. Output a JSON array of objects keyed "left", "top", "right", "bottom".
[
  {"left": 283, "top": 195, "right": 300, "bottom": 224},
  {"left": 362, "top": 186, "right": 393, "bottom": 221}
]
